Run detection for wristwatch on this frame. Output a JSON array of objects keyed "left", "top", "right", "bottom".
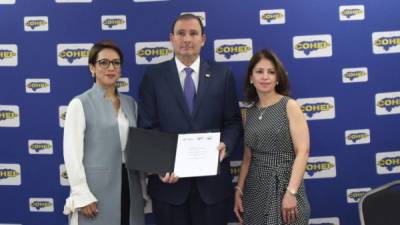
[{"left": 286, "top": 187, "right": 297, "bottom": 195}]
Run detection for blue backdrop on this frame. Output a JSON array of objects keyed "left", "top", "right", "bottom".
[{"left": 1, "top": 0, "right": 399, "bottom": 225}]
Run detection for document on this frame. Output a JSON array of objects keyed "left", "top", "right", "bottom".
[
  {"left": 125, "top": 128, "right": 220, "bottom": 178},
  {"left": 174, "top": 132, "right": 220, "bottom": 178}
]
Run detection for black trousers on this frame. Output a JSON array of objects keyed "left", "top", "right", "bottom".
[
  {"left": 152, "top": 180, "right": 230, "bottom": 225},
  {"left": 121, "top": 164, "right": 130, "bottom": 225}
]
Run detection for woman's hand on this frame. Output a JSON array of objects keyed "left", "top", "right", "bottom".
[
  {"left": 233, "top": 188, "right": 244, "bottom": 224},
  {"left": 81, "top": 202, "right": 98, "bottom": 219},
  {"left": 281, "top": 192, "right": 298, "bottom": 224}
]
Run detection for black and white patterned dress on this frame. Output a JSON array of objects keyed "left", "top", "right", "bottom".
[{"left": 243, "top": 96, "right": 310, "bottom": 225}]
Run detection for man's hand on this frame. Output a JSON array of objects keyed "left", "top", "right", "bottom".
[
  {"left": 159, "top": 172, "right": 179, "bottom": 183},
  {"left": 218, "top": 142, "right": 227, "bottom": 162}
]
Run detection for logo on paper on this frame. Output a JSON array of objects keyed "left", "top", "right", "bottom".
[
  {"left": 297, "top": 97, "right": 335, "bottom": 120},
  {"left": 375, "top": 92, "right": 400, "bottom": 115},
  {"left": 0, "top": 105, "right": 20, "bottom": 127},
  {"left": 347, "top": 188, "right": 371, "bottom": 203},
  {"left": 57, "top": 43, "right": 93, "bottom": 66},
  {"left": 29, "top": 198, "right": 54, "bottom": 212},
  {"left": 0, "top": 164, "right": 21, "bottom": 185},
  {"left": 304, "top": 156, "right": 336, "bottom": 179},
  {"left": 28, "top": 140, "right": 53, "bottom": 154},
  {"left": 101, "top": 15, "right": 126, "bottom": 30},
  {"left": 26, "top": 79, "right": 50, "bottom": 93},
  {"left": 214, "top": 39, "right": 253, "bottom": 62},
  {"left": 260, "top": 9, "right": 285, "bottom": 25},
  {"left": 59, "top": 106, "right": 67, "bottom": 127},
  {"left": 24, "top": 17, "right": 49, "bottom": 31},
  {"left": 376, "top": 151, "right": 400, "bottom": 174},
  {"left": 309, "top": 217, "right": 340, "bottom": 225},
  {"left": 339, "top": 5, "right": 365, "bottom": 21},
  {"left": 345, "top": 129, "right": 370, "bottom": 145},
  {"left": 342, "top": 67, "right": 368, "bottom": 83},
  {"left": 116, "top": 77, "right": 129, "bottom": 92},
  {"left": 372, "top": 31, "right": 400, "bottom": 54},
  {"left": 0, "top": 45, "right": 18, "bottom": 66},
  {"left": 0, "top": 0, "right": 16, "bottom": 4},
  {"left": 293, "top": 35, "right": 332, "bottom": 58},
  {"left": 60, "top": 164, "right": 69, "bottom": 186},
  {"left": 230, "top": 160, "right": 241, "bottom": 183},
  {"left": 135, "top": 42, "right": 173, "bottom": 64}
]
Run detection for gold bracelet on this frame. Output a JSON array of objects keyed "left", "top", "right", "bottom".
[{"left": 235, "top": 186, "right": 243, "bottom": 196}]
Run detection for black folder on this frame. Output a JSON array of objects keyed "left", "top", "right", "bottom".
[
  {"left": 125, "top": 128, "right": 177, "bottom": 175},
  {"left": 125, "top": 128, "right": 221, "bottom": 177}
]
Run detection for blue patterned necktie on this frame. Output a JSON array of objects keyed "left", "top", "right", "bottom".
[{"left": 183, "top": 67, "right": 195, "bottom": 114}]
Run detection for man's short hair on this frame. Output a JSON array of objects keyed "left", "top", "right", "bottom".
[{"left": 171, "top": 14, "right": 204, "bottom": 35}]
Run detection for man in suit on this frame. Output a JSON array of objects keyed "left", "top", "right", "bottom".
[{"left": 138, "top": 14, "right": 242, "bottom": 225}]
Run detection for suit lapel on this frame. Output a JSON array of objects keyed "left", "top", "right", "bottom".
[
  {"left": 192, "top": 61, "right": 211, "bottom": 118},
  {"left": 163, "top": 59, "right": 192, "bottom": 120}
]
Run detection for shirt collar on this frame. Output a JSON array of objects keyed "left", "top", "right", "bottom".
[{"left": 175, "top": 56, "right": 200, "bottom": 74}]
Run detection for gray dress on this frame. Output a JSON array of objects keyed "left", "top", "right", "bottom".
[{"left": 243, "top": 96, "right": 310, "bottom": 225}]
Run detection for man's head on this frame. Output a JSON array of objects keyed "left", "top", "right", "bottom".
[{"left": 170, "top": 14, "right": 206, "bottom": 65}]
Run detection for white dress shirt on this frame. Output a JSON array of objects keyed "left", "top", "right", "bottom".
[
  {"left": 63, "top": 98, "right": 129, "bottom": 225},
  {"left": 175, "top": 56, "right": 200, "bottom": 91}
]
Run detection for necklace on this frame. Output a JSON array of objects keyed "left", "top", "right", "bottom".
[{"left": 258, "top": 107, "right": 268, "bottom": 120}]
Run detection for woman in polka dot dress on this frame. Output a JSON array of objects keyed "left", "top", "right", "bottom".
[{"left": 234, "top": 49, "right": 310, "bottom": 225}]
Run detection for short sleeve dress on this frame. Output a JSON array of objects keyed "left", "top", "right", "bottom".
[{"left": 243, "top": 96, "right": 310, "bottom": 225}]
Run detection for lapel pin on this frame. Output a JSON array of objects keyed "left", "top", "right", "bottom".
[{"left": 205, "top": 74, "right": 211, "bottom": 78}]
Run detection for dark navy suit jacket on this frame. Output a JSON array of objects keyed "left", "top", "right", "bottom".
[{"left": 138, "top": 58, "right": 242, "bottom": 205}]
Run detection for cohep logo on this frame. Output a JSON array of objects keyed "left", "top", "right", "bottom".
[
  {"left": 28, "top": 140, "right": 53, "bottom": 155},
  {"left": 293, "top": 34, "right": 332, "bottom": 58},
  {"left": 0, "top": 164, "right": 21, "bottom": 185},
  {"left": 0, "top": 105, "right": 20, "bottom": 127},
  {"left": 339, "top": 5, "right": 365, "bottom": 21},
  {"left": 375, "top": 91, "right": 400, "bottom": 115},
  {"left": 342, "top": 67, "right": 368, "bottom": 83},
  {"left": 372, "top": 31, "right": 400, "bottom": 54},
  {"left": 57, "top": 43, "right": 93, "bottom": 66},
  {"left": 55, "top": 0, "right": 92, "bottom": 3},
  {"left": 25, "top": 79, "right": 51, "bottom": 93},
  {"left": 59, "top": 164, "right": 69, "bottom": 186},
  {"left": 135, "top": 41, "right": 173, "bottom": 65},
  {"left": 0, "top": 44, "right": 18, "bottom": 66},
  {"left": 24, "top": 16, "right": 49, "bottom": 31},
  {"left": 345, "top": 129, "right": 370, "bottom": 145},
  {"left": 116, "top": 77, "right": 130, "bottom": 93},
  {"left": 0, "top": 0, "right": 15, "bottom": 4},
  {"left": 214, "top": 39, "right": 253, "bottom": 62},
  {"left": 309, "top": 217, "right": 340, "bottom": 225},
  {"left": 259, "top": 9, "right": 285, "bottom": 25},
  {"left": 297, "top": 97, "right": 335, "bottom": 120},
  {"left": 230, "top": 160, "right": 241, "bottom": 183},
  {"left": 29, "top": 198, "right": 54, "bottom": 212},
  {"left": 181, "top": 12, "right": 206, "bottom": 26},
  {"left": 346, "top": 188, "right": 371, "bottom": 203},
  {"left": 101, "top": 15, "right": 127, "bottom": 30},
  {"left": 376, "top": 151, "right": 400, "bottom": 174},
  {"left": 59, "top": 106, "right": 67, "bottom": 128},
  {"left": 304, "top": 156, "right": 336, "bottom": 179}
]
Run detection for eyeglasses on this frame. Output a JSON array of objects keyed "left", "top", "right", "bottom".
[{"left": 96, "top": 59, "right": 122, "bottom": 69}]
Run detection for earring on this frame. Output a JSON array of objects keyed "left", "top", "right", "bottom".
[
  {"left": 92, "top": 73, "right": 95, "bottom": 78},
  {"left": 276, "top": 82, "right": 279, "bottom": 86},
  {"left": 250, "top": 80, "right": 253, "bottom": 84}
]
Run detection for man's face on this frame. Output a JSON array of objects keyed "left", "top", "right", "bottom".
[{"left": 170, "top": 18, "right": 206, "bottom": 61}]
